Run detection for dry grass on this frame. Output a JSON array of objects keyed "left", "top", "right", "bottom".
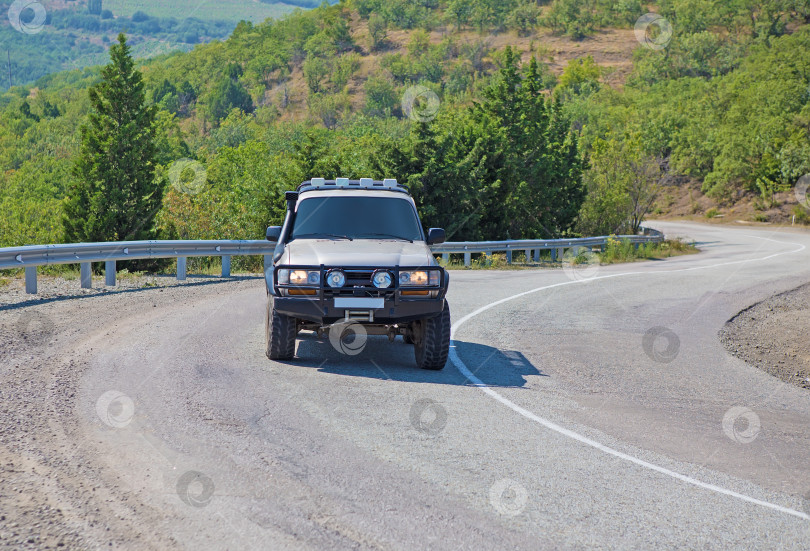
[{"left": 268, "top": 22, "right": 641, "bottom": 122}]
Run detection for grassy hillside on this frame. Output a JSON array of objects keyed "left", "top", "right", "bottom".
[{"left": 1, "top": 0, "right": 810, "bottom": 254}]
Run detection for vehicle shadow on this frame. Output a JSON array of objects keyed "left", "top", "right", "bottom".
[{"left": 290, "top": 333, "right": 546, "bottom": 388}]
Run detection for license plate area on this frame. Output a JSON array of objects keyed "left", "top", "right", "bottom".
[{"left": 334, "top": 297, "right": 385, "bottom": 309}]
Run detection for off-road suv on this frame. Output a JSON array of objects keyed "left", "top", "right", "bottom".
[{"left": 264, "top": 178, "right": 451, "bottom": 370}]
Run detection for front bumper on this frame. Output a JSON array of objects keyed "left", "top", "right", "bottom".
[{"left": 268, "top": 265, "right": 449, "bottom": 324}]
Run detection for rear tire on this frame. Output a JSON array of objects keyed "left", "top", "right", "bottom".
[
  {"left": 266, "top": 299, "right": 296, "bottom": 360},
  {"left": 414, "top": 301, "right": 450, "bottom": 370},
  {"left": 403, "top": 333, "right": 414, "bottom": 345}
]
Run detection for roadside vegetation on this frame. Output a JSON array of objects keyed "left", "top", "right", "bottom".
[
  {"left": 597, "top": 237, "right": 698, "bottom": 264},
  {"left": 1, "top": 1, "right": 809, "bottom": 273},
  {"left": 436, "top": 237, "right": 697, "bottom": 270}
]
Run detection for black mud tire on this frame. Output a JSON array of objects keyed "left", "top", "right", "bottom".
[
  {"left": 414, "top": 301, "right": 451, "bottom": 370},
  {"left": 266, "top": 299, "right": 296, "bottom": 360}
]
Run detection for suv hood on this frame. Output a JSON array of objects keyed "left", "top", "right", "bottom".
[{"left": 282, "top": 239, "right": 436, "bottom": 267}]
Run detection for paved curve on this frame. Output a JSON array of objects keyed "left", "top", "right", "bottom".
[{"left": 2, "top": 222, "right": 810, "bottom": 549}]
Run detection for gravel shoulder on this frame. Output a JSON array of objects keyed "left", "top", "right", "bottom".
[
  {"left": 720, "top": 282, "right": 810, "bottom": 391},
  {"left": 0, "top": 279, "right": 261, "bottom": 550},
  {"left": 0, "top": 272, "right": 263, "bottom": 307}
]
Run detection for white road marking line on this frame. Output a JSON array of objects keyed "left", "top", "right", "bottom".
[{"left": 449, "top": 234, "right": 810, "bottom": 521}]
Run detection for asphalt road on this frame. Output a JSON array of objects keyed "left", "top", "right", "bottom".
[{"left": 2, "top": 221, "right": 810, "bottom": 549}]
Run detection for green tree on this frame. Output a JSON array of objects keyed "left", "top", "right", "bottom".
[
  {"left": 332, "top": 53, "right": 361, "bottom": 91},
  {"left": 303, "top": 55, "right": 331, "bottom": 93},
  {"left": 383, "top": 47, "right": 584, "bottom": 241},
  {"left": 544, "top": 0, "right": 597, "bottom": 39},
  {"left": 578, "top": 137, "right": 661, "bottom": 235},
  {"left": 205, "top": 74, "right": 254, "bottom": 123},
  {"left": 364, "top": 76, "right": 399, "bottom": 117},
  {"left": 63, "top": 34, "right": 162, "bottom": 243},
  {"left": 507, "top": 2, "right": 542, "bottom": 36},
  {"left": 447, "top": 0, "right": 475, "bottom": 29},
  {"left": 368, "top": 14, "right": 388, "bottom": 51},
  {"left": 476, "top": 48, "right": 585, "bottom": 238},
  {"left": 556, "top": 55, "right": 602, "bottom": 99},
  {"left": 385, "top": 115, "right": 490, "bottom": 240}
]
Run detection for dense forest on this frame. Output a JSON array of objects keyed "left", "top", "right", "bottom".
[{"left": 1, "top": 0, "right": 810, "bottom": 253}]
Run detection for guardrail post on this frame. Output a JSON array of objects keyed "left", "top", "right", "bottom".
[
  {"left": 25, "top": 266, "right": 37, "bottom": 294},
  {"left": 177, "top": 257, "right": 187, "bottom": 281},
  {"left": 80, "top": 262, "right": 92, "bottom": 289},
  {"left": 551, "top": 248, "right": 557, "bottom": 262},
  {"left": 464, "top": 252, "right": 471, "bottom": 268},
  {"left": 556, "top": 248, "right": 563, "bottom": 262},
  {"left": 105, "top": 261, "right": 116, "bottom": 287},
  {"left": 534, "top": 250, "right": 540, "bottom": 263},
  {"left": 221, "top": 256, "right": 231, "bottom": 278},
  {"left": 442, "top": 253, "right": 449, "bottom": 264},
  {"left": 506, "top": 249, "right": 512, "bottom": 265},
  {"left": 524, "top": 249, "right": 531, "bottom": 264}
]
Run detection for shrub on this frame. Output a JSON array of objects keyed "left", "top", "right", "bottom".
[
  {"left": 364, "top": 76, "right": 398, "bottom": 117},
  {"left": 792, "top": 205, "right": 809, "bottom": 225},
  {"left": 368, "top": 14, "right": 387, "bottom": 51},
  {"left": 507, "top": 2, "right": 542, "bottom": 36},
  {"left": 544, "top": 0, "right": 596, "bottom": 40}
]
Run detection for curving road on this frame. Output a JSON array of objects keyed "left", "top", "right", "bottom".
[{"left": 2, "top": 221, "right": 810, "bottom": 549}]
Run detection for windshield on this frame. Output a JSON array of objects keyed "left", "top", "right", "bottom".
[{"left": 291, "top": 196, "right": 424, "bottom": 242}]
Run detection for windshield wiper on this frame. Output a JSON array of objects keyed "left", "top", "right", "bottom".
[
  {"left": 294, "top": 233, "right": 354, "bottom": 241},
  {"left": 357, "top": 233, "right": 414, "bottom": 243}
]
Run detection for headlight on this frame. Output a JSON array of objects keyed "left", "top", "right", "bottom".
[
  {"left": 372, "top": 270, "right": 393, "bottom": 289},
  {"left": 326, "top": 269, "right": 346, "bottom": 288},
  {"left": 278, "top": 269, "right": 320, "bottom": 286},
  {"left": 399, "top": 270, "right": 440, "bottom": 286}
]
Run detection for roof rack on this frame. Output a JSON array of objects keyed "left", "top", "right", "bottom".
[{"left": 298, "top": 178, "right": 410, "bottom": 194}]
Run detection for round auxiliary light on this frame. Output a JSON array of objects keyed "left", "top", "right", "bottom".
[
  {"left": 326, "top": 269, "right": 346, "bottom": 288},
  {"left": 399, "top": 272, "right": 411, "bottom": 285},
  {"left": 372, "top": 270, "right": 393, "bottom": 289},
  {"left": 308, "top": 271, "right": 320, "bottom": 285}
]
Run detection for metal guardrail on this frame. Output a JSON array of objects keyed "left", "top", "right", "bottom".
[
  {"left": 0, "top": 240, "right": 277, "bottom": 295},
  {"left": 430, "top": 228, "right": 664, "bottom": 266},
  {"left": 0, "top": 229, "right": 664, "bottom": 295}
]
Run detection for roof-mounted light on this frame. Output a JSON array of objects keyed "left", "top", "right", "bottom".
[
  {"left": 360, "top": 177, "right": 374, "bottom": 187},
  {"left": 383, "top": 178, "right": 398, "bottom": 188},
  {"left": 311, "top": 177, "right": 325, "bottom": 187},
  {"left": 336, "top": 177, "right": 350, "bottom": 187}
]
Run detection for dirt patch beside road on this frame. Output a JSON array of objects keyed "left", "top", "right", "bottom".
[{"left": 720, "top": 282, "right": 810, "bottom": 391}]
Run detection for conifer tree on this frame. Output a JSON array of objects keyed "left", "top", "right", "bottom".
[{"left": 63, "top": 34, "right": 161, "bottom": 243}]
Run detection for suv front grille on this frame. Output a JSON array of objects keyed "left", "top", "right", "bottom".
[
  {"left": 325, "top": 269, "right": 394, "bottom": 298},
  {"left": 344, "top": 269, "right": 374, "bottom": 286}
]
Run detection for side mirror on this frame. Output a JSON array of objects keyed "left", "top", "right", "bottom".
[
  {"left": 266, "top": 226, "right": 281, "bottom": 242},
  {"left": 427, "top": 228, "right": 446, "bottom": 245}
]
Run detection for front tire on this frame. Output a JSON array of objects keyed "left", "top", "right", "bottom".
[
  {"left": 266, "top": 299, "right": 296, "bottom": 360},
  {"left": 414, "top": 301, "right": 451, "bottom": 370}
]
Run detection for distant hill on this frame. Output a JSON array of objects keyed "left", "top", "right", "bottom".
[
  {"left": 101, "top": 0, "right": 307, "bottom": 25},
  {"left": 0, "top": 0, "right": 311, "bottom": 90}
]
